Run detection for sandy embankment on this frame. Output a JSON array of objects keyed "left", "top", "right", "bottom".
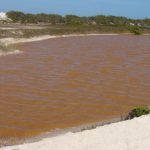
[
  {"left": 1, "top": 33, "right": 150, "bottom": 46},
  {"left": 0, "top": 34, "right": 119, "bottom": 56},
  {"left": 1, "top": 115, "right": 150, "bottom": 150},
  {"left": 0, "top": 33, "right": 120, "bottom": 46}
]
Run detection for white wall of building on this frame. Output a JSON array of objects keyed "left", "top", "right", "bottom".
[{"left": 0, "top": 12, "right": 8, "bottom": 20}]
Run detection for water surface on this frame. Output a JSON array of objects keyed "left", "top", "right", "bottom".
[{"left": 0, "top": 35, "right": 150, "bottom": 138}]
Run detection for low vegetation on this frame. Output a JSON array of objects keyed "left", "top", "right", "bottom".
[
  {"left": 0, "top": 25, "right": 128, "bottom": 39},
  {"left": 0, "top": 42, "right": 15, "bottom": 53},
  {"left": 129, "top": 26, "right": 143, "bottom": 35},
  {"left": 0, "top": 43, "right": 9, "bottom": 51},
  {"left": 6, "top": 11, "right": 150, "bottom": 27},
  {"left": 0, "top": 11, "right": 148, "bottom": 37},
  {"left": 126, "top": 107, "right": 150, "bottom": 119}
]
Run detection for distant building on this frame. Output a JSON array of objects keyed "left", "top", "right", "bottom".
[
  {"left": 129, "top": 22, "right": 135, "bottom": 26},
  {"left": 110, "top": 22, "right": 115, "bottom": 25},
  {"left": 0, "top": 12, "right": 11, "bottom": 23},
  {"left": 90, "top": 21, "right": 97, "bottom": 25},
  {"left": 0, "top": 12, "right": 8, "bottom": 20}
]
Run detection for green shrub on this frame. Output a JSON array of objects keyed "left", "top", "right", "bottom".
[
  {"left": 126, "top": 107, "right": 150, "bottom": 119},
  {"left": 129, "top": 26, "right": 143, "bottom": 35}
]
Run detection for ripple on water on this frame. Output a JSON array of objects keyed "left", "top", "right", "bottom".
[{"left": 0, "top": 35, "right": 149, "bottom": 139}]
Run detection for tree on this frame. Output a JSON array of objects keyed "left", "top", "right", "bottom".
[
  {"left": 65, "top": 15, "right": 83, "bottom": 25},
  {"left": 94, "top": 15, "right": 106, "bottom": 25},
  {"left": 7, "top": 11, "right": 25, "bottom": 23},
  {"left": 36, "top": 13, "right": 50, "bottom": 23},
  {"left": 48, "top": 14, "right": 64, "bottom": 24},
  {"left": 21, "top": 14, "right": 37, "bottom": 24}
]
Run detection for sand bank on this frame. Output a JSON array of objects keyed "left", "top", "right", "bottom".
[
  {"left": 1, "top": 115, "right": 150, "bottom": 150},
  {"left": 1, "top": 33, "right": 150, "bottom": 46},
  {"left": 1, "top": 33, "right": 149, "bottom": 56},
  {"left": 0, "top": 34, "right": 119, "bottom": 56},
  {"left": 0, "top": 33, "right": 120, "bottom": 46}
]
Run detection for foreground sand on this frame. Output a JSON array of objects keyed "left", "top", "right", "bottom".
[{"left": 1, "top": 115, "right": 150, "bottom": 150}]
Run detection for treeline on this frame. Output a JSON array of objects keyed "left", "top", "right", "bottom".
[{"left": 6, "top": 11, "right": 150, "bottom": 27}]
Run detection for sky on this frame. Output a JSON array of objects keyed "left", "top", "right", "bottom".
[{"left": 0, "top": 0, "right": 150, "bottom": 19}]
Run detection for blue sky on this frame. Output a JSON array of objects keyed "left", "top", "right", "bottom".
[{"left": 0, "top": 0, "right": 150, "bottom": 19}]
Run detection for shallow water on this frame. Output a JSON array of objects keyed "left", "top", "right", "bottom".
[{"left": 0, "top": 35, "right": 150, "bottom": 138}]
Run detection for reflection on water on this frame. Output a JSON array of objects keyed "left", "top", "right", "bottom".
[{"left": 0, "top": 35, "right": 150, "bottom": 138}]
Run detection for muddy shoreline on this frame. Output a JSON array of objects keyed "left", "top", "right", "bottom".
[
  {"left": 0, "top": 113, "right": 127, "bottom": 148},
  {"left": 1, "top": 114, "right": 150, "bottom": 150}
]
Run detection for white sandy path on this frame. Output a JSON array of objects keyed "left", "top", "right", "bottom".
[{"left": 1, "top": 115, "right": 150, "bottom": 150}]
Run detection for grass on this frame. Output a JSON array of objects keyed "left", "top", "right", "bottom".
[
  {"left": 126, "top": 107, "right": 150, "bottom": 119},
  {"left": 129, "top": 26, "right": 143, "bottom": 35},
  {"left": 18, "top": 25, "right": 132, "bottom": 38},
  {"left": 0, "top": 24, "right": 150, "bottom": 39}
]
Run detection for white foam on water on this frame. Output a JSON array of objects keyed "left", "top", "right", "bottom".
[{"left": 0, "top": 49, "right": 22, "bottom": 56}]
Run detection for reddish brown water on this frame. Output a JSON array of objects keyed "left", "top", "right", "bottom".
[{"left": 0, "top": 35, "right": 150, "bottom": 138}]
